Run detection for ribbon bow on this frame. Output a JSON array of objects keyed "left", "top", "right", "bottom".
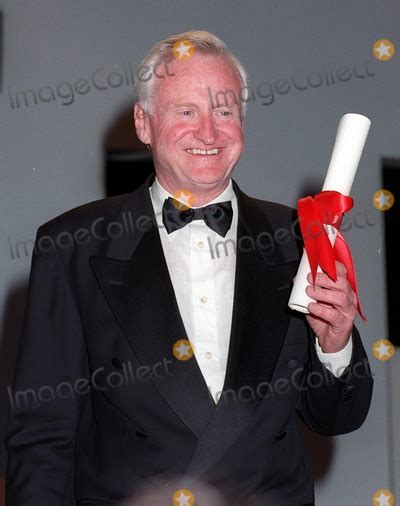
[{"left": 297, "top": 190, "right": 366, "bottom": 321}]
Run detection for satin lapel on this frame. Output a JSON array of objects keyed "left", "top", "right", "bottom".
[
  {"left": 183, "top": 181, "right": 299, "bottom": 477},
  {"left": 89, "top": 175, "right": 215, "bottom": 439}
]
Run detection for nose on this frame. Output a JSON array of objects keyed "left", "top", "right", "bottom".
[{"left": 193, "top": 112, "right": 217, "bottom": 145}]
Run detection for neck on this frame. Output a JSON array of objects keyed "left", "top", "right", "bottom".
[{"left": 156, "top": 173, "right": 231, "bottom": 206}]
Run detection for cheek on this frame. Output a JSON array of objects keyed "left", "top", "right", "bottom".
[
  {"left": 159, "top": 123, "right": 193, "bottom": 145},
  {"left": 228, "top": 127, "right": 244, "bottom": 151},
  {"left": 224, "top": 122, "right": 243, "bottom": 138}
]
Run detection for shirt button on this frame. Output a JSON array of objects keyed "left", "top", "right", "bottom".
[
  {"left": 205, "top": 352, "right": 212, "bottom": 359},
  {"left": 201, "top": 296, "right": 208, "bottom": 303},
  {"left": 198, "top": 241, "right": 204, "bottom": 248}
]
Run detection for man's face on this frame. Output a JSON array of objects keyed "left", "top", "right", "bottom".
[{"left": 135, "top": 53, "right": 245, "bottom": 196}]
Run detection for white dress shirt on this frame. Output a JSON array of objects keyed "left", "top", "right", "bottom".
[{"left": 149, "top": 176, "right": 352, "bottom": 402}]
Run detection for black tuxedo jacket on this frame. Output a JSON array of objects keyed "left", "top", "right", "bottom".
[{"left": 5, "top": 173, "right": 373, "bottom": 505}]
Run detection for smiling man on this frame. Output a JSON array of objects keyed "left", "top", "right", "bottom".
[
  {"left": 5, "top": 31, "right": 373, "bottom": 506},
  {"left": 134, "top": 46, "right": 244, "bottom": 204}
]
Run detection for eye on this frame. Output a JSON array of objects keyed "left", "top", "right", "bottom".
[
  {"left": 215, "top": 109, "right": 234, "bottom": 117},
  {"left": 182, "top": 110, "right": 194, "bottom": 116}
]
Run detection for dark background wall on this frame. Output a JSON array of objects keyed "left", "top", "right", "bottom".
[{"left": 1, "top": 1, "right": 399, "bottom": 504}]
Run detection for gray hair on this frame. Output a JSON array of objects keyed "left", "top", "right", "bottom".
[{"left": 134, "top": 30, "right": 250, "bottom": 118}]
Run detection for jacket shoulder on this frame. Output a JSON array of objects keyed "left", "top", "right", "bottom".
[
  {"left": 38, "top": 192, "right": 132, "bottom": 237},
  {"left": 245, "top": 194, "right": 298, "bottom": 229},
  {"left": 253, "top": 197, "right": 296, "bottom": 218},
  {"left": 240, "top": 193, "right": 301, "bottom": 263}
]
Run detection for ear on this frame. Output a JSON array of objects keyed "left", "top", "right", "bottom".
[{"left": 134, "top": 101, "right": 151, "bottom": 145}]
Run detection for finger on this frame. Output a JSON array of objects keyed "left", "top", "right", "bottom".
[
  {"left": 307, "top": 302, "right": 347, "bottom": 327},
  {"left": 306, "top": 285, "right": 351, "bottom": 309},
  {"left": 306, "top": 262, "right": 349, "bottom": 286},
  {"left": 350, "top": 289, "right": 358, "bottom": 307},
  {"left": 307, "top": 272, "right": 348, "bottom": 291},
  {"left": 335, "top": 260, "right": 347, "bottom": 277},
  {"left": 307, "top": 286, "right": 358, "bottom": 323}
]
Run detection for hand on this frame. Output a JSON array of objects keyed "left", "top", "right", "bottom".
[{"left": 305, "top": 261, "right": 357, "bottom": 353}]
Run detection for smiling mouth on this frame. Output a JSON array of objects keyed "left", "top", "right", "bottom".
[{"left": 185, "top": 148, "right": 221, "bottom": 156}]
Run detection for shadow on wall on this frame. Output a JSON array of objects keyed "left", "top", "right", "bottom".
[
  {"left": 102, "top": 106, "right": 154, "bottom": 197},
  {"left": 383, "top": 157, "right": 400, "bottom": 347}
]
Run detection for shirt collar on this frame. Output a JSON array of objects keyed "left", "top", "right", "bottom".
[
  {"left": 149, "top": 175, "right": 236, "bottom": 239},
  {"left": 150, "top": 175, "right": 235, "bottom": 213}
]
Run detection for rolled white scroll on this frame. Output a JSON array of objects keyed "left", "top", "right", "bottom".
[{"left": 288, "top": 113, "right": 371, "bottom": 314}]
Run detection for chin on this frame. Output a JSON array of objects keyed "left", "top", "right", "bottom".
[{"left": 185, "top": 166, "right": 229, "bottom": 185}]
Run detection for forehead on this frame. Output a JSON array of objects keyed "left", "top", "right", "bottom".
[{"left": 152, "top": 53, "right": 242, "bottom": 105}]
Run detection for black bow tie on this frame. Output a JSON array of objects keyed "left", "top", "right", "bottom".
[{"left": 162, "top": 197, "right": 233, "bottom": 237}]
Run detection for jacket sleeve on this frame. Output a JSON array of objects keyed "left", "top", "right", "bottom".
[
  {"left": 295, "top": 324, "right": 374, "bottom": 436},
  {"left": 5, "top": 224, "right": 88, "bottom": 505}
]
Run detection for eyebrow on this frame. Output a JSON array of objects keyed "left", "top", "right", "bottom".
[
  {"left": 169, "top": 102, "right": 199, "bottom": 109},
  {"left": 169, "top": 102, "right": 239, "bottom": 111}
]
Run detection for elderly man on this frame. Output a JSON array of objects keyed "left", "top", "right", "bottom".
[{"left": 5, "top": 30, "right": 373, "bottom": 505}]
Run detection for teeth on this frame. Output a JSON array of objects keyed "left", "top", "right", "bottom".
[{"left": 186, "top": 148, "right": 220, "bottom": 155}]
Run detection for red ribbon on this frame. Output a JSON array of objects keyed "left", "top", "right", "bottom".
[{"left": 297, "top": 190, "right": 366, "bottom": 321}]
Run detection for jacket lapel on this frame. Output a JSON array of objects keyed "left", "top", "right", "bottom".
[
  {"left": 223, "top": 180, "right": 301, "bottom": 391},
  {"left": 89, "top": 174, "right": 215, "bottom": 439},
  {"left": 183, "top": 180, "right": 300, "bottom": 477}
]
